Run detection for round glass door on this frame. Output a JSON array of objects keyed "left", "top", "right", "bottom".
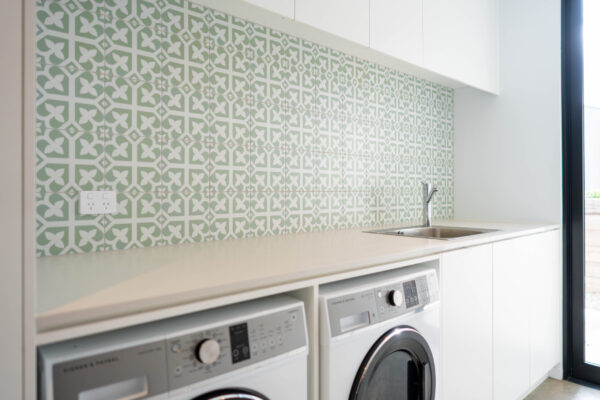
[
  {"left": 350, "top": 326, "right": 435, "bottom": 400},
  {"left": 193, "top": 388, "right": 269, "bottom": 400}
]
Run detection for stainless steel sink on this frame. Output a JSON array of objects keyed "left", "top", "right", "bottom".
[{"left": 366, "top": 225, "right": 499, "bottom": 240}]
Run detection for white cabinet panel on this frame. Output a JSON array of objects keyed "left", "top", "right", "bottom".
[
  {"left": 493, "top": 237, "right": 532, "bottom": 400},
  {"left": 441, "top": 245, "right": 493, "bottom": 400},
  {"left": 295, "top": 0, "right": 370, "bottom": 46},
  {"left": 245, "top": 0, "right": 294, "bottom": 19},
  {"left": 423, "top": 0, "right": 498, "bottom": 92},
  {"left": 529, "top": 230, "right": 562, "bottom": 385},
  {"left": 370, "top": 0, "right": 423, "bottom": 66}
]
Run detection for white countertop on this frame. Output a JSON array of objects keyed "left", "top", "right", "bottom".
[{"left": 36, "top": 221, "right": 559, "bottom": 333}]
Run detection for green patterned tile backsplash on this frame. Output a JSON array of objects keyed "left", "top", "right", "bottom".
[{"left": 35, "top": 0, "right": 454, "bottom": 257}]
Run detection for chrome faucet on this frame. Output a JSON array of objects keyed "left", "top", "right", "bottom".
[{"left": 422, "top": 182, "right": 438, "bottom": 227}]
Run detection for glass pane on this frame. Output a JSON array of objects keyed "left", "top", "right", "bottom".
[
  {"left": 583, "top": 0, "right": 600, "bottom": 366},
  {"left": 363, "top": 351, "right": 419, "bottom": 400}
]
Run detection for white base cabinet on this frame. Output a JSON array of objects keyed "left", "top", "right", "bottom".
[
  {"left": 493, "top": 236, "right": 533, "bottom": 400},
  {"left": 441, "top": 244, "right": 493, "bottom": 400},
  {"left": 528, "top": 231, "right": 562, "bottom": 384},
  {"left": 442, "top": 231, "right": 562, "bottom": 400},
  {"left": 494, "top": 230, "right": 562, "bottom": 400}
]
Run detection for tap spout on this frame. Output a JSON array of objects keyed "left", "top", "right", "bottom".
[
  {"left": 421, "top": 182, "right": 438, "bottom": 227},
  {"left": 425, "top": 187, "right": 438, "bottom": 204}
]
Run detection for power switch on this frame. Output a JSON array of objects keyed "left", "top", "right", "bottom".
[{"left": 79, "top": 191, "right": 117, "bottom": 215}]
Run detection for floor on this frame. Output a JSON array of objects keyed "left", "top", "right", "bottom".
[{"left": 525, "top": 379, "right": 600, "bottom": 399}]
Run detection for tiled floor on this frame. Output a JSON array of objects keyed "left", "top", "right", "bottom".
[{"left": 526, "top": 379, "right": 600, "bottom": 399}]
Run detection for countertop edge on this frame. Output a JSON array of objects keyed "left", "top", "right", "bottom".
[{"left": 35, "top": 223, "right": 560, "bottom": 336}]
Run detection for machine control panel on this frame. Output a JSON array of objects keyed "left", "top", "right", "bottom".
[
  {"left": 38, "top": 297, "right": 307, "bottom": 400},
  {"left": 229, "top": 323, "right": 250, "bottom": 364},
  {"left": 166, "top": 306, "right": 306, "bottom": 390},
  {"left": 327, "top": 270, "right": 439, "bottom": 337}
]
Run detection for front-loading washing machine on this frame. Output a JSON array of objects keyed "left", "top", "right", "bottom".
[
  {"left": 320, "top": 265, "right": 441, "bottom": 400},
  {"left": 38, "top": 295, "right": 308, "bottom": 400}
]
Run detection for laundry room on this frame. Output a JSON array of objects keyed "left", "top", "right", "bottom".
[{"left": 1, "top": 0, "right": 599, "bottom": 399}]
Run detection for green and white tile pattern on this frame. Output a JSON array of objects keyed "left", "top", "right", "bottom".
[{"left": 35, "top": 0, "right": 454, "bottom": 257}]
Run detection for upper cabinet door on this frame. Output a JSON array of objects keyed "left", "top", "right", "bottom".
[
  {"left": 370, "top": 0, "right": 423, "bottom": 66},
  {"left": 295, "top": 0, "right": 370, "bottom": 46},
  {"left": 244, "top": 0, "right": 295, "bottom": 19},
  {"left": 423, "top": 0, "right": 499, "bottom": 93}
]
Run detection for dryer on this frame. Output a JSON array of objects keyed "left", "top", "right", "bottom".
[
  {"left": 38, "top": 295, "right": 308, "bottom": 400},
  {"left": 320, "top": 265, "right": 441, "bottom": 400}
]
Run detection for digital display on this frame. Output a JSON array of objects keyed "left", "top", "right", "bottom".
[
  {"left": 339, "top": 311, "right": 370, "bottom": 333},
  {"left": 229, "top": 323, "right": 250, "bottom": 364},
  {"left": 403, "top": 280, "right": 419, "bottom": 308}
]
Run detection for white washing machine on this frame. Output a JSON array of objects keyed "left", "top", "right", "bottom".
[
  {"left": 320, "top": 265, "right": 441, "bottom": 400},
  {"left": 38, "top": 295, "right": 308, "bottom": 400}
]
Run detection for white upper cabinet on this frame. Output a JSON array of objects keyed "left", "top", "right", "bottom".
[
  {"left": 423, "top": 0, "right": 499, "bottom": 92},
  {"left": 221, "top": 0, "right": 499, "bottom": 92},
  {"left": 295, "top": 0, "right": 370, "bottom": 46},
  {"left": 244, "top": 0, "right": 295, "bottom": 19},
  {"left": 370, "top": 0, "right": 423, "bottom": 66}
]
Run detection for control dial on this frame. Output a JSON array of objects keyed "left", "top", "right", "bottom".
[
  {"left": 196, "top": 339, "right": 221, "bottom": 364},
  {"left": 388, "top": 290, "right": 403, "bottom": 307}
]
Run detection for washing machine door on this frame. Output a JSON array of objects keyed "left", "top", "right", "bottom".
[
  {"left": 349, "top": 326, "right": 435, "bottom": 400},
  {"left": 193, "top": 388, "right": 269, "bottom": 400}
]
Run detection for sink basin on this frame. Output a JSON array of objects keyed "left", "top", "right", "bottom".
[{"left": 366, "top": 225, "right": 499, "bottom": 240}]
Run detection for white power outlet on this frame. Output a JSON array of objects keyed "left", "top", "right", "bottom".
[{"left": 79, "top": 191, "right": 117, "bottom": 215}]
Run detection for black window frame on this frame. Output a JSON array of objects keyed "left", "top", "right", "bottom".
[{"left": 562, "top": 0, "right": 600, "bottom": 385}]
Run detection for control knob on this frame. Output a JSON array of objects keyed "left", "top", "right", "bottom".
[
  {"left": 196, "top": 339, "right": 221, "bottom": 364},
  {"left": 388, "top": 290, "right": 403, "bottom": 307}
]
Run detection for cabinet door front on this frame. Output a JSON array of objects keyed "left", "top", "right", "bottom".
[
  {"left": 245, "top": 0, "right": 294, "bottom": 18},
  {"left": 370, "top": 0, "right": 423, "bottom": 66},
  {"left": 442, "top": 245, "right": 493, "bottom": 400},
  {"left": 295, "top": 0, "right": 370, "bottom": 46},
  {"left": 493, "top": 237, "right": 532, "bottom": 400},
  {"left": 423, "top": 0, "right": 498, "bottom": 92},
  {"left": 529, "top": 230, "right": 562, "bottom": 385}
]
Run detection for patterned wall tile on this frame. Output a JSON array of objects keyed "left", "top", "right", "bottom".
[
  {"left": 36, "top": 2, "right": 105, "bottom": 71},
  {"left": 251, "top": 191, "right": 286, "bottom": 236},
  {"left": 36, "top": 128, "right": 105, "bottom": 193},
  {"left": 211, "top": 191, "right": 253, "bottom": 240},
  {"left": 104, "top": 18, "right": 163, "bottom": 83},
  {"left": 162, "top": 140, "right": 211, "bottom": 192},
  {"left": 104, "top": 133, "right": 162, "bottom": 192},
  {"left": 36, "top": 0, "right": 454, "bottom": 257},
  {"left": 36, "top": 191, "right": 105, "bottom": 256},
  {"left": 104, "top": 191, "right": 163, "bottom": 250},
  {"left": 36, "top": 64, "right": 105, "bottom": 133}
]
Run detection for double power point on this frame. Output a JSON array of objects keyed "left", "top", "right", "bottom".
[{"left": 79, "top": 191, "right": 117, "bottom": 215}]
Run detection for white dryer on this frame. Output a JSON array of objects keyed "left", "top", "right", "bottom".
[
  {"left": 38, "top": 295, "right": 308, "bottom": 400},
  {"left": 320, "top": 265, "right": 441, "bottom": 400}
]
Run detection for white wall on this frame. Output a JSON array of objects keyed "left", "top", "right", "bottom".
[
  {"left": 454, "top": 0, "right": 562, "bottom": 223},
  {"left": 0, "top": 0, "right": 24, "bottom": 398}
]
